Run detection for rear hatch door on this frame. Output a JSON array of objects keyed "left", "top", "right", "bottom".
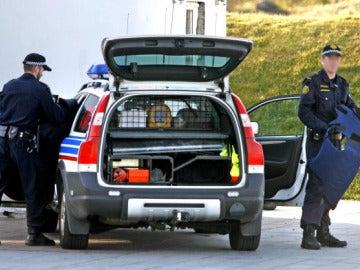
[{"left": 101, "top": 35, "right": 252, "bottom": 87}]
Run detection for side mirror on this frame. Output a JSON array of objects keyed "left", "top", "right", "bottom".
[{"left": 251, "top": 121, "right": 259, "bottom": 135}]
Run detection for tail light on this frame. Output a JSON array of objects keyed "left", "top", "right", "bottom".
[
  {"left": 232, "top": 94, "right": 264, "bottom": 174},
  {"left": 78, "top": 94, "right": 110, "bottom": 164}
]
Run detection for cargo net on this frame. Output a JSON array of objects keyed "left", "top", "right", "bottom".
[{"left": 110, "top": 96, "right": 220, "bottom": 130}]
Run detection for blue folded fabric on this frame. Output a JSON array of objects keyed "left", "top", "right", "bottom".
[{"left": 308, "top": 105, "right": 360, "bottom": 207}]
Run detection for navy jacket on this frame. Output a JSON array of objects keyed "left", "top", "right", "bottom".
[
  {"left": 298, "top": 69, "right": 357, "bottom": 133},
  {"left": 0, "top": 73, "right": 66, "bottom": 133}
]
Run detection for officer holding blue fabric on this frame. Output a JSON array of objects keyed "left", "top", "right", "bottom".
[
  {"left": 0, "top": 53, "right": 67, "bottom": 246},
  {"left": 298, "top": 45, "right": 358, "bottom": 250}
]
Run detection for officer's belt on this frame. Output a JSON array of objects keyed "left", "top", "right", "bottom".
[
  {"left": 0, "top": 125, "right": 8, "bottom": 137},
  {"left": 0, "top": 125, "right": 35, "bottom": 140}
]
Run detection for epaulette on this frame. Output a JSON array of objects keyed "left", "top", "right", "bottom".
[{"left": 302, "top": 76, "right": 312, "bottom": 86}]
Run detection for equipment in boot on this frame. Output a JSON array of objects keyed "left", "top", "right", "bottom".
[
  {"left": 316, "top": 226, "right": 347, "bottom": 247},
  {"left": 301, "top": 224, "right": 321, "bottom": 250},
  {"left": 25, "top": 233, "right": 55, "bottom": 246}
]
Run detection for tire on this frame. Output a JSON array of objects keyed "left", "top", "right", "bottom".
[
  {"left": 229, "top": 221, "right": 260, "bottom": 251},
  {"left": 263, "top": 201, "right": 277, "bottom": 211},
  {"left": 59, "top": 193, "right": 89, "bottom": 249}
]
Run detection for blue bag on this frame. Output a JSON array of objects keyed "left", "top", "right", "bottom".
[{"left": 308, "top": 105, "right": 360, "bottom": 208}]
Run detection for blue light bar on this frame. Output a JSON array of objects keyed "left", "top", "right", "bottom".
[{"left": 87, "top": 64, "right": 109, "bottom": 79}]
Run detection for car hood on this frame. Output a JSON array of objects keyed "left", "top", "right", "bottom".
[{"left": 101, "top": 35, "right": 253, "bottom": 86}]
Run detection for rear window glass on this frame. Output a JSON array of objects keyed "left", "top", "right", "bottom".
[
  {"left": 113, "top": 54, "right": 230, "bottom": 68},
  {"left": 109, "top": 96, "right": 222, "bottom": 131},
  {"left": 74, "top": 94, "right": 99, "bottom": 133}
]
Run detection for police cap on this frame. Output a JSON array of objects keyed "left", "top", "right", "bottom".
[
  {"left": 322, "top": 44, "right": 342, "bottom": 57},
  {"left": 22, "top": 53, "right": 52, "bottom": 71}
]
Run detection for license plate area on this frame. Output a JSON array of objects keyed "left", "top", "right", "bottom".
[{"left": 127, "top": 198, "right": 221, "bottom": 221}]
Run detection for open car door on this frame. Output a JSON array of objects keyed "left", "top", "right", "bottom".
[{"left": 248, "top": 95, "right": 308, "bottom": 206}]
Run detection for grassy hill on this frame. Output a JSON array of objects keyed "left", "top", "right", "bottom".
[
  {"left": 227, "top": 0, "right": 360, "bottom": 16},
  {"left": 227, "top": 13, "right": 360, "bottom": 106},
  {"left": 226, "top": 13, "right": 360, "bottom": 200}
]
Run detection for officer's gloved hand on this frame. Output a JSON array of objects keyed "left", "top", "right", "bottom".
[{"left": 328, "top": 124, "right": 344, "bottom": 148}]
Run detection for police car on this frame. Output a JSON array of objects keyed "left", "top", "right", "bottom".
[{"left": 3, "top": 35, "right": 308, "bottom": 250}]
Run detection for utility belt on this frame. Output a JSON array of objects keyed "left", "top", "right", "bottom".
[
  {"left": 308, "top": 128, "right": 343, "bottom": 141},
  {"left": 0, "top": 125, "right": 38, "bottom": 153}
]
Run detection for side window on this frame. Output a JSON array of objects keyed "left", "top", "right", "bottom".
[
  {"left": 74, "top": 94, "right": 100, "bottom": 133},
  {"left": 249, "top": 98, "right": 304, "bottom": 136}
]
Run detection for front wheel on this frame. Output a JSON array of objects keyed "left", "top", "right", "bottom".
[
  {"left": 59, "top": 193, "right": 89, "bottom": 249},
  {"left": 229, "top": 221, "right": 261, "bottom": 251}
]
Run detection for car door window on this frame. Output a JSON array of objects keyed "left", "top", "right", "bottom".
[
  {"left": 248, "top": 96, "right": 307, "bottom": 202},
  {"left": 74, "top": 94, "right": 99, "bottom": 133},
  {"left": 249, "top": 98, "right": 303, "bottom": 136}
]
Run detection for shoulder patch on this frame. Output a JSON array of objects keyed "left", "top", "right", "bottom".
[{"left": 302, "top": 85, "right": 310, "bottom": 95}]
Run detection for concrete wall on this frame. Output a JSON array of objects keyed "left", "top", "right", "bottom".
[{"left": 0, "top": 0, "right": 227, "bottom": 97}]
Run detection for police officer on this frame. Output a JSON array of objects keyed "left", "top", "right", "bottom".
[
  {"left": 0, "top": 53, "right": 68, "bottom": 246},
  {"left": 298, "top": 45, "right": 358, "bottom": 250},
  {"left": 39, "top": 97, "right": 78, "bottom": 232}
]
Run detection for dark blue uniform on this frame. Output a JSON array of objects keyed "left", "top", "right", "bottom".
[
  {"left": 39, "top": 98, "right": 78, "bottom": 217},
  {"left": 298, "top": 68, "right": 357, "bottom": 229},
  {"left": 0, "top": 73, "right": 67, "bottom": 234}
]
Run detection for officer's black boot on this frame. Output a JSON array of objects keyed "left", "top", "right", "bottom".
[
  {"left": 316, "top": 226, "right": 347, "bottom": 247},
  {"left": 25, "top": 228, "right": 55, "bottom": 246},
  {"left": 301, "top": 225, "right": 321, "bottom": 250}
]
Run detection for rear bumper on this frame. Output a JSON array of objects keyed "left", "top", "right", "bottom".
[{"left": 62, "top": 171, "right": 264, "bottom": 224}]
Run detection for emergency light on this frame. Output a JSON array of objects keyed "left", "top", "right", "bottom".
[{"left": 87, "top": 64, "right": 109, "bottom": 80}]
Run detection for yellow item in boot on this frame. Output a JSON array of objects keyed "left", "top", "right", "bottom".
[{"left": 220, "top": 145, "right": 240, "bottom": 183}]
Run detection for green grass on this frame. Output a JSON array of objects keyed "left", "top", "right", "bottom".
[
  {"left": 227, "top": 13, "right": 360, "bottom": 200},
  {"left": 227, "top": 0, "right": 360, "bottom": 16}
]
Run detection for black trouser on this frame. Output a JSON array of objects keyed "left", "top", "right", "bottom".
[
  {"left": 0, "top": 137, "right": 45, "bottom": 233},
  {"left": 39, "top": 137, "right": 60, "bottom": 207},
  {"left": 301, "top": 138, "right": 333, "bottom": 229}
]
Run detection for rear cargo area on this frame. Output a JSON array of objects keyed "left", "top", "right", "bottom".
[{"left": 102, "top": 95, "right": 241, "bottom": 186}]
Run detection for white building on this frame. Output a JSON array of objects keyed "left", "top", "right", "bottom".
[{"left": 0, "top": 0, "right": 227, "bottom": 97}]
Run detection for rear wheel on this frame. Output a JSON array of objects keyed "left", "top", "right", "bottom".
[
  {"left": 229, "top": 221, "right": 260, "bottom": 251},
  {"left": 59, "top": 193, "right": 89, "bottom": 249}
]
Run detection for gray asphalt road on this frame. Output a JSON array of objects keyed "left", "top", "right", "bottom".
[{"left": 1, "top": 200, "right": 360, "bottom": 270}]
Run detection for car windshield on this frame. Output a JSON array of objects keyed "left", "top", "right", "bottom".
[{"left": 113, "top": 54, "right": 230, "bottom": 68}]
